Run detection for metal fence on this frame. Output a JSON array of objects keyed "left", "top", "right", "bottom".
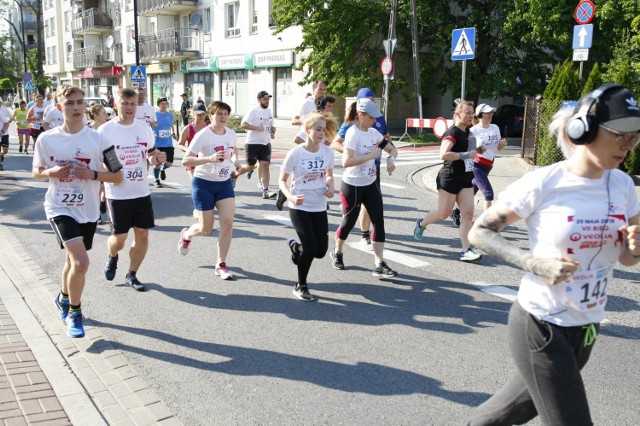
[{"left": 521, "top": 96, "right": 564, "bottom": 165}]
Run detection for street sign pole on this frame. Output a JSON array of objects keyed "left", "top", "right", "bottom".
[{"left": 461, "top": 60, "right": 466, "bottom": 100}]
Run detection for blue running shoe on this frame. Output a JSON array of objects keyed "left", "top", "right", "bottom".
[
  {"left": 66, "top": 311, "right": 85, "bottom": 338},
  {"left": 54, "top": 293, "right": 69, "bottom": 324},
  {"left": 413, "top": 218, "right": 425, "bottom": 241}
]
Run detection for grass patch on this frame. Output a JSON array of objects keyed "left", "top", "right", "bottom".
[{"left": 396, "top": 134, "right": 440, "bottom": 145}]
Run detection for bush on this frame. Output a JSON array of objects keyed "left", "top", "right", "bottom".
[
  {"left": 226, "top": 116, "right": 245, "bottom": 132},
  {"left": 535, "top": 99, "right": 563, "bottom": 166}
]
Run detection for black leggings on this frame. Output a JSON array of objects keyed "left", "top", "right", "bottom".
[
  {"left": 337, "top": 181, "right": 385, "bottom": 243},
  {"left": 466, "top": 301, "right": 597, "bottom": 426},
  {"left": 289, "top": 209, "right": 329, "bottom": 286}
]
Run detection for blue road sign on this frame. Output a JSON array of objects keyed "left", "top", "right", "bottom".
[
  {"left": 451, "top": 28, "right": 475, "bottom": 61},
  {"left": 130, "top": 65, "right": 146, "bottom": 81},
  {"left": 573, "top": 24, "right": 593, "bottom": 49},
  {"left": 23, "top": 81, "right": 34, "bottom": 91}
]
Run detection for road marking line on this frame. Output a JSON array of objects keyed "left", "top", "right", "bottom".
[
  {"left": 347, "top": 242, "right": 430, "bottom": 268},
  {"left": 263, "top": 214, "right": 293, "bottom": 227},
  {"left": 381, "top": 182, "right": 405, "bottom": 189},
  {"left": 470, "top": 281, "right": 518, "bottom": 301}
]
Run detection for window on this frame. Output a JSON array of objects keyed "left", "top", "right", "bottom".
[
  {"left": 66, "top": 43, "right": 72, "bottom": 63},
  {"left": 204, "top": 8, "right": 211, "bottom": 33},
  {"left": 250, "top": 0, "right": 257, "bottom": 34},
  {"left": 126, "top": 25, "right": 135, "bottom": 52},
  {"left": 50, "top": 18, "right": 56, "bottom": 36},
  {"left": 64, "top": 11, "right": 70, "bottom": 32},
  {"left": 268, "top": 0, "right": 275, "bottom": 27},
  {"left": 125, "top": 0, "right": 132, "bottom": 12},
  {"left": 225, "top": 2, "right": 240, "bottom": 38},
  {"left": 52, "top": 45, "right": 57, "bottom": 64}
]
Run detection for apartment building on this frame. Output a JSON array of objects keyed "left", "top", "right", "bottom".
[
  {"left": 43, "top": 0, "right": 314, "bottom": 119},
  {"left": 9, "top": 0, "right": 41, "bottom": 98}
]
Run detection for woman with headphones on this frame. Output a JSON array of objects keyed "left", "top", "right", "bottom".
[{"left": 465, "top": 84, "right": 640, "bottom": 425}]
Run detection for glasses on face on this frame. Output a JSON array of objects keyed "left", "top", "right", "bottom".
[{"left": 599, "top": 125, "right": 640, "bottom": 149}]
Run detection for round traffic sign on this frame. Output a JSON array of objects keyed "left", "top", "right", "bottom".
[
  {"left": 433, "top": 117, "right": 448, "bottom": 139},
  {"left": 380, "top": 57, "right": 393, "bottom": 76},
  {"left": 22, "top": 72, "right": 32, "bottom": 82},
  {"left": 574, "top": 0, "right": 595, "bottom": 24}
]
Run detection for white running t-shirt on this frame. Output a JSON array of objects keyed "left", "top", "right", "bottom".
[
  {"left": 135, "top": 103, "right": 156, "bottom": 126},
  {"left": 470, "top": 123, "right": 501, "bottom": 167},
  {"left": 242, "top": 107, "right": 273, "bottom": 145},
  {"left": 44, "top": 108, "right": 64, "bottom": 129},
  {"left": 341, "top": 125, "right": 383, "bottom": 187},
  {"left": 187, "top": 127, "right": 237, "bottom": 182},
  {"left": 281, "top": 144, "right": 334, "bottom": 212},
  {"left": 32, "top": 127, "right": 110, "bottom": 223},
  {"left": 500, "top": 162, "right": 639, "bottom": 326},
  {"left": 98, "top": 119, "right": 155, "bottom": 200}
]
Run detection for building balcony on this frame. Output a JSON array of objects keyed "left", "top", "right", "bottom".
[
  {"left": 107, "top": 42, "right": 123, "bottom": 65},
  {"left": 139, "top": 27, "right": 199, "bottom": 61},
  {"left": 22, "top": 21, "right": 37, "bottom": 32},
  {"left": 71, "top": 8, "right": 113, "bottom": 38},
  {"left": 108, "top": 2, "right": 121, "bottom": 27},
  {"left": 73, "top": 45, "right": 112, "bottom": 69},
  {"left": 138, "top": 0, "right": 198, "bottom": 16}
]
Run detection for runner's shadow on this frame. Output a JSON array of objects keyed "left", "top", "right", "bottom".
[{"left": 88, "top": 319, "right": 490, "bottom": 404}]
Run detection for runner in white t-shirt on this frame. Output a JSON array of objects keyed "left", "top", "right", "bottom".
[
  {"left": 0, "top": 103, "right": 12, "bottom": 171},
  {"left": 241, "top": 91, "right": 277, "bottom": 199},
  {"left": 279, "top": 113, "right": 335, "bottom": 301},
  {"left": 43, "top": 103, "right": 64, "bottom": 131},
  {"left": 291, "top": 80, "right": 326, "bottom": 127},
  {"left": 469, "top": 104, "right": 508, "bottom": 211},
  {"left": 466, "top": 84, "right": 640, "bottom": 425},
  {"left": 98, "top": 87, "right": 165, "bottom": 293},
  {"left": 178, "top": 101, "right": 241, "bottom": 280},
  {"left": 32, "top": 85, "right": 123, "bottom": 338},
  {"left": 329, "top": 98, "right": 398, "bottom": 278},
  {"left": 134, "top": 88, "right": 157, "bottom": 128}
]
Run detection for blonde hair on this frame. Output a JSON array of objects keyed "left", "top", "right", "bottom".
[
  {"left": 88, "top": 104, "right": 105, "bottom": 120},
  {"left": 548, "top": 107, "right": 577, "bottom": 159},
  {"left": 303, "top": 112, "right": 338, "bottom": 141}
]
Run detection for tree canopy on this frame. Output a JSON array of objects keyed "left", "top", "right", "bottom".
[{"left": 272, "top": 0, "right": 639, "bottom": 104}]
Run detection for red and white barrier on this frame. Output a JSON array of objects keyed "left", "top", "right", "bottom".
[{"left": 399, "top": 117, "right": 454, "bottom": 142}]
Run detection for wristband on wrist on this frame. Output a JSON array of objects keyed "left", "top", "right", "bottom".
[
  {"left": 460, "top": 151, "right": 469, "bottom": 161},
  {"left": 93, "top": 170, "right": 98, "bottom": 181}
]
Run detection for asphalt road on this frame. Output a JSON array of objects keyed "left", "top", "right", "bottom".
[{"left": 0, "top": 144, "right": 639, "bottom": 425}]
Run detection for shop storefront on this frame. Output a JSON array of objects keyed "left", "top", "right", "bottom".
[
  {"left": 181, "top": 57, "right": 216, "bottom": 107},
  {"left": 254, "top": 50, "right": 294, "bottom": 119},
  {"left": 148, "top": 63, "right": 174, "bottom": 106},
  {"left": 76, "top": 67, "right": 123, "bottom": 99},
  {"left": 218, "top": 54, "right": 253, "bottom": 117}
]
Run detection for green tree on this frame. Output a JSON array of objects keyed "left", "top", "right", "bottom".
[
  {"left": 542, "top": 60, "right": 580, "bottom": 100},
  {"left": 581, "top": 63, "right": 603, "bottom": 95},
  {"left": 27, "top": 49, "right": 51, "bottom": 94}
]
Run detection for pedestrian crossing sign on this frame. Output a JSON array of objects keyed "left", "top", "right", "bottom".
[
  {"left": 130, "top": 66, "right": 146, "bottom": 81},
  {"left": 23, "top": 81, "right": 34, "bottom": 90},
  {"left": 451, "top": 28, "right": 475, "bottom": 61}
]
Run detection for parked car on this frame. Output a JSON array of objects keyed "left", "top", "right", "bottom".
[
  {"left": 492, "top": 104, "right": 524, "bottom": 137},
  {"left": 84, "top": 97, "right": 116, "bottom": 119}
]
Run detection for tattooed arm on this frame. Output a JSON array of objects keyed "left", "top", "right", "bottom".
[{"left": 469, "top": 202, "right": 579, "bottom": 286}]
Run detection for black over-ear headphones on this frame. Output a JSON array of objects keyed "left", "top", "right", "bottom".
[{"left": 566, "top": 83, "right": 622, "bottom": 145}]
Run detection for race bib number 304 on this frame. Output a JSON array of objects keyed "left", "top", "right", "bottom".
[{"left": 563, "top": 267, "right": 611, "bottom": 312}]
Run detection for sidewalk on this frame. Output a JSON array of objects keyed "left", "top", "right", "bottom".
[{"left": 0, "top": 224, "right": 180, "bottom": 425}]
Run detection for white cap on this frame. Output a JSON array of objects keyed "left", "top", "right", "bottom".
[{"left": 476, "top": 103, "right": 496, "bottom": 116}]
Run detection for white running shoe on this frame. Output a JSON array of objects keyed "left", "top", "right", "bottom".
[{"left": 215, "top": 262, "right": 233, "bottom": 280}]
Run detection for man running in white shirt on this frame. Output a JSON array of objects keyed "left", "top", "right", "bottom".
[
  {"left": 134, "top": 88, "right": 157, "bottom": 128},
  {"left": 32, "top": 85, "right": 123, "bottom": 338},
  {"left": 241, "top": 91, "right": 277, "bottom": 199},
  {"left": 98, "top": 88, "right": 166, "bottom": 292},
  {"left": 291, "top": 80, "right": 327, "bottom": 127}
]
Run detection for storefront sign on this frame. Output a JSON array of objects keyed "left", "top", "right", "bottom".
[
  {"left": 218, "top": 53, "right": 254, "bottom": 70},
  {"left": 146, "top": 63, "right": 172, "bottom": 74},
  {"left": 254, "top": 51, "right": 294, "bottom": 68},
  {"left": 76, "top": 66, "right": 123, "bottom": 79},
  {"left": 182, "top": 57, "right": 217, "bottom": 73}
]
